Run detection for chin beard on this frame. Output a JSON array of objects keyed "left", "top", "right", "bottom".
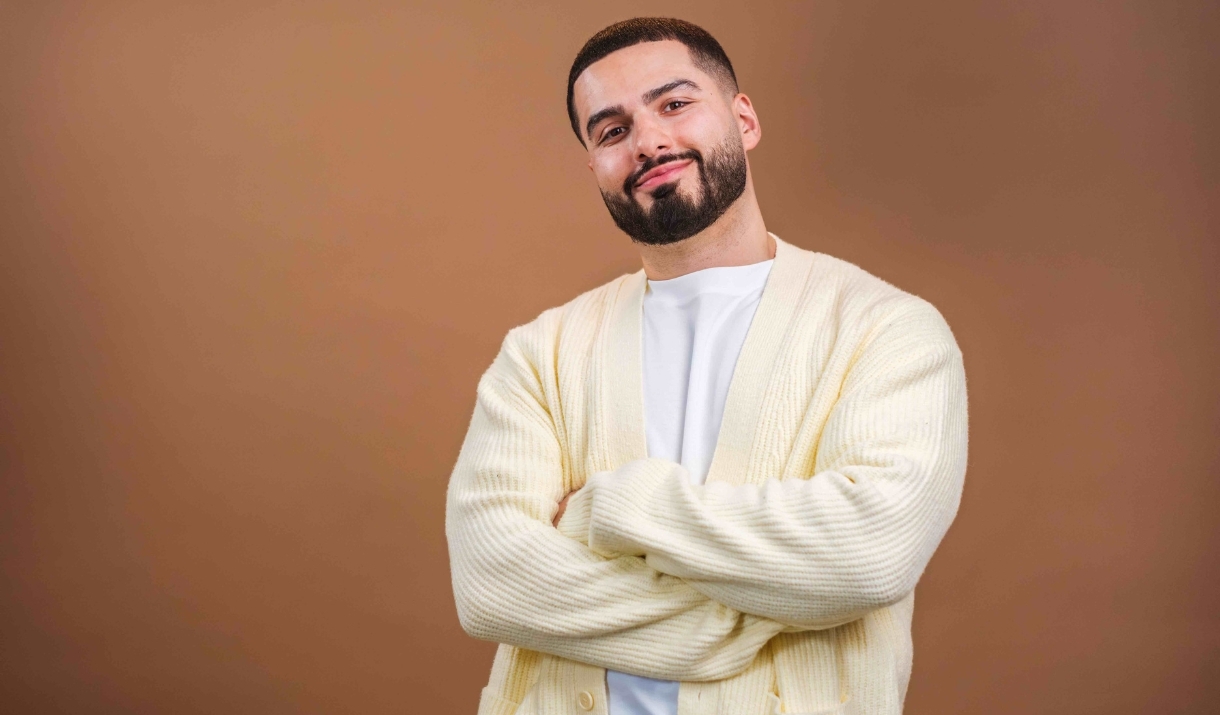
[{"left": 600, "top": 132, "right": 748, "bottom": 246}]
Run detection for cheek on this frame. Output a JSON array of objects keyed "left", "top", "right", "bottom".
[
  {"left": 591, "top": 154, "right": 632, "bottom": 192},
  {"left": 676, "top": 115, "right": 725, "bottom": 151},
  {"left": 668, "top": 103, "right": 733, "bottom": 149}
]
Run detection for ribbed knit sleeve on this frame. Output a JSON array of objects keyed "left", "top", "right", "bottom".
[
  {"left": 557, "top": 301, "right": 968, "bottom": 630},
  {"left": 444, "top": 326, "right": 792, "bottom": 681}
]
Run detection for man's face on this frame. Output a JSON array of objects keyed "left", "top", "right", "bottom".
[{"left": 572, "top": 40, "right": 756, "bottom": 245}]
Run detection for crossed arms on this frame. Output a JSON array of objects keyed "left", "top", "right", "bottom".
[{"left": 444, "top": 302, "right": 967, "bottom": 682}]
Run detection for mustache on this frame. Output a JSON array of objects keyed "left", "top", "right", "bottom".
[{"left": 624, "top": 149, "right": 703, "bottom": 196}]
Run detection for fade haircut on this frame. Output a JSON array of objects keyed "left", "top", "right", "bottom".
[{"left": 566, "top": 18, "right": 739, "bottom": 146}]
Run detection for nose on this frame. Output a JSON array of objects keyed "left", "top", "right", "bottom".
[{"left": 631, "top": 112, "right": 673, "bottom": 163}]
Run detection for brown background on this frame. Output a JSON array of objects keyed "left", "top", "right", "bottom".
[{"left": 2, "top": 1, "right": 1217, "bottom": 713}]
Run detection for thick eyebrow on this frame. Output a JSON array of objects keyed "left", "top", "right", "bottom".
[
  {"left": 641, "top": 78, "right": 701, "bottom": 105},
  {"left": 585, "top": 104, "right": 626, "bottom": 143},
  {"left": 584, "top": 78, "right": 703, "bottom": 142}
]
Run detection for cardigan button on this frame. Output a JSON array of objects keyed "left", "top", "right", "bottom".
[{"left": 577, "top": 690, "right": 595, "bottom": 710}]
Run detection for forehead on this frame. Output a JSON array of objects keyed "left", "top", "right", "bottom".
[{"left": 572, "top": 40, "right": 708, "bottom": 118}]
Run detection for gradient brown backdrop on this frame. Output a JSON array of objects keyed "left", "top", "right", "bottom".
[{"left": 2, "top": 1, "right": 1217, "bottom": 713}]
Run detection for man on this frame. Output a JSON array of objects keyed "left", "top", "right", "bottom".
[{"left": 445, "top": 17, "right": 967, "bottom": 715}]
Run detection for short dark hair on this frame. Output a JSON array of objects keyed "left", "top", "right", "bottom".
[{"left": 566, "top": 18, "right": 739, "bottom": 146}]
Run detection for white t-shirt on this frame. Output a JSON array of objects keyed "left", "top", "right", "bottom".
[{"left": 606, "top": 258, "right": 775, "bottom": 715}]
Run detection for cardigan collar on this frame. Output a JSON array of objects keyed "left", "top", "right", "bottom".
[{"left": 600, "top": 233, "right": 816, "bottom": 485}]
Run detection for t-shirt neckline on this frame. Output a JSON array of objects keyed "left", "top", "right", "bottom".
[{"left": 645, "top": 259, "right": 774, "bottom": 302}]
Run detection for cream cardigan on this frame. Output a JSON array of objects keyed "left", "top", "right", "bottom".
[{"left": 445, "top": 235, "right": 968, "bottom": 715}]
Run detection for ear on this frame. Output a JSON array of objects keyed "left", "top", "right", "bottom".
[{"left": 733, "top": 93, "right": 762, "bottom": 151}]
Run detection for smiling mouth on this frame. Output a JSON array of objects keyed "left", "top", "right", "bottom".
[{"left": 634, "top": 159, "right": 693, "bottom": 191}]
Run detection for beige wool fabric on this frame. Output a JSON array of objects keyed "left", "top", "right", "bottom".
[{"left": 445, "top": 234, "right": 968, "bottom": 715}]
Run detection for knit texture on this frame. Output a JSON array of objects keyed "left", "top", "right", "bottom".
[{"left": 445, "top": 235, "right": 968, "bottom": 715}]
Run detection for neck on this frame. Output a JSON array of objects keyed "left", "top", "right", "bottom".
[{"left": 635, "top": 183, "right": 774, "bottom": 280}]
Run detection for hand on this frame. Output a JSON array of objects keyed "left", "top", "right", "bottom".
[{"left": 552, "top": 488, "right": 579, "bottom": 527}]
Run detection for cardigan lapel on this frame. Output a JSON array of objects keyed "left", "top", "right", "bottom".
[
  {"left": 600, "top": 269, "right": 648, "bottom": 470},
  {"left": 704, "top": 234, "right": 814, "bottom": 485},
  {"left": 597, "top": 233, "right": 815, "bottom": 484}
]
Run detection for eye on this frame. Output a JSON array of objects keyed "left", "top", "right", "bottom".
[
  {"left": 664, "top": 100, "right": 689, "bottom": 111},
  {"left": 600, "top": 126, "right": 627, "bottom": 144}
]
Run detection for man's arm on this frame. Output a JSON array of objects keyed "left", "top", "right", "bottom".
[
  {"left": 556, "top": 302, "right": 968, "bottom": 630},
  {"left": 445, "top": 327, "right": 790, "bottom": 682}
]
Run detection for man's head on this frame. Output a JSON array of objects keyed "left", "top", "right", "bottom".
[{"left": 567, "top": 18, "right": 761, "bottom": 246}]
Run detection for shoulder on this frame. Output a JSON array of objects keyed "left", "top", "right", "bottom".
[
  {"left": 788, "top": 245, "right": 959, "bottom": 354},
  {"left": 778, "top": 248, "right": 965, "bottom": 397},
  {"left": 493, "top": 270, "right": 638, "bottom": 374}
]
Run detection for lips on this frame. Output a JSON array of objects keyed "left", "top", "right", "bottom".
[{"left": 634, "top": 159, "right": 693, "bottom": 190}]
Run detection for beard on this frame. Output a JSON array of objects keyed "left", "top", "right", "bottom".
[{"left": 599, "top": 131, "right": 748, "bottom": 246}]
